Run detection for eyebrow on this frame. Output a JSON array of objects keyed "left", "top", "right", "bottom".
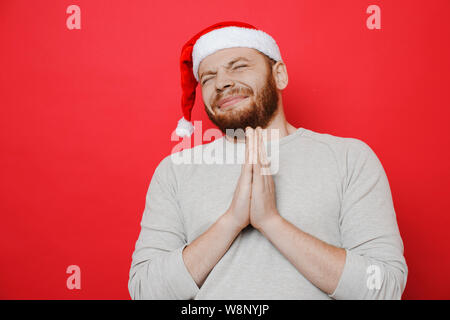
[{"left": 200, "top": 57, "right": 250, "bottom": 82}]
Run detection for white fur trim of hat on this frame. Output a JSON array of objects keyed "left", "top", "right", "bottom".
[{"left": 192, "top": 26, "right": 282, "bottom": 82}]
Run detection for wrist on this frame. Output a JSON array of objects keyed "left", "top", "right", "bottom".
[
  {"left": 254, "top": 211, "right": 282, "bottom": 232},
  {"left": 221, "top": 210, "right": 246, "bottom": 234}
]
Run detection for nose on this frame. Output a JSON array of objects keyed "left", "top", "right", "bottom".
[{"left": 215, "top": 69, "right": 235, "bottom": 92}]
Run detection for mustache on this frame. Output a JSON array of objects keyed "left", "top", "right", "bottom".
[{"left": 212, "top": 87, "right": 253, "bottom": 109}]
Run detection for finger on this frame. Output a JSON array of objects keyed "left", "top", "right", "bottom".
[
  {"left": 258, "top": 128, "right": 269, "bottom": 186},
  {"left": 246, "top": 126, "right": 255, "bottom": 166},
  {"left": 241, "top": 127, "right": 253, "bottom": 185},
  {"left": 259, "top": 129, "right": 271, "bottom": 176},
  {"left": 244, "top": 126, "right": 250, "bottom": 164},
  {"left": 253, "top": 127, "right": 263, "bottom": 184}
]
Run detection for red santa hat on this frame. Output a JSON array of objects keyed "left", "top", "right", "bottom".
[{"left": 176, "top": 21, "right": 283, "bottom": 137}]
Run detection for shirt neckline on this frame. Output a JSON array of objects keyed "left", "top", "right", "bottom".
[{"left": 223, "top": 127, "right": 306, "bottom": 147}]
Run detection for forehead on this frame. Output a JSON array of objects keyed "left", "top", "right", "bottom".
[{"left": 198, "top": 47, "right": 265, "bottom": 74}]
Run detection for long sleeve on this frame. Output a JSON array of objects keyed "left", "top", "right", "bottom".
[
  {"left": 128, "top": 157, "right": 199, "bottom": 299},
  {"left": 329, "top": 139, "right": 408, "bottom": 300}
]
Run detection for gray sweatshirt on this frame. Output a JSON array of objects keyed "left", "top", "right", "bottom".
[{"left": 128, "top": 127, "right": 408, "bottom": 299}]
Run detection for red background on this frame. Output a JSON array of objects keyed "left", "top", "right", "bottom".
[{"left": 1, "top": 0, "right": 449, "bottom": 299}]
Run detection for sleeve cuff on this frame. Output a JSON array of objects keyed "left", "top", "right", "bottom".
[
  {"left": 328, "top": 248, "right": 364, "bottom": 300},
  {"left": 165, "top": 244, "right": 200, "bottom": 300}
]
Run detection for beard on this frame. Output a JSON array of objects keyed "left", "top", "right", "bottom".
[{"left": 204, "top": 71, "right": 279, "bottom": 135}]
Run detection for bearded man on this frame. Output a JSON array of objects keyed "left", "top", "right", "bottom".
[{"left": 128, "top": 21, "right": 408, "bottom": 300}]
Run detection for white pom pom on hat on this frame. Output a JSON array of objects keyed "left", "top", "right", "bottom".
[{"left": 177, "top": 21, "right": 283, "bottom": 137}]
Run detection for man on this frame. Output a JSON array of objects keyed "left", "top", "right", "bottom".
[{"left": 128, "top": 21, "right": 408, "bottom": 299}]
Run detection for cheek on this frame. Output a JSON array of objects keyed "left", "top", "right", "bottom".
[
  {"left": 201, "top": 88, "right": 212, "bottom": 103},
  {"left": 254, "top": 78, "right": 269, "bottom": 95},
  {"left": 202, "top": 89, "right": 215, "bottom": 112},
  {"left": 239, "top": 76, "right": 260, "bottom": 95}
]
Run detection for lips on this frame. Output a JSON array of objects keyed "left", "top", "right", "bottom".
[{"left": 217, "top": 95, "right": 248, "bottom": 109}]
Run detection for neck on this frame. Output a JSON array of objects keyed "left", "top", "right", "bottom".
[{"left": 224, "top": 103, "right": 297, "bottom": 144}]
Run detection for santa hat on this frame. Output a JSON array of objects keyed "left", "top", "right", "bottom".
[{"left": 176, "top": 21, "right": 283, "bottom": 137}]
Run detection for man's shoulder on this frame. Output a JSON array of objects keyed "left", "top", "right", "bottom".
[
  {"left": 300, "top": 128, "right": 386, "bottom": 185},
  {"left": 301, "top": 127, "right": 372, "bottom": 157}
]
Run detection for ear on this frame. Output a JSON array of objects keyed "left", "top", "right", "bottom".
[{"left": 272, "top": 61, "right": 288, "bottom": 90}]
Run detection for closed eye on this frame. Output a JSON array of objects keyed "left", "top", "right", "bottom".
[
  {"left": 202, "top": 65, "right": 248, "bottom": 84},
  {"left": 202, "top": 77, "right": 213, "bottom": 85},
  {"left": 233, "top": 64, "right": 247, "bottom": 70}
]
